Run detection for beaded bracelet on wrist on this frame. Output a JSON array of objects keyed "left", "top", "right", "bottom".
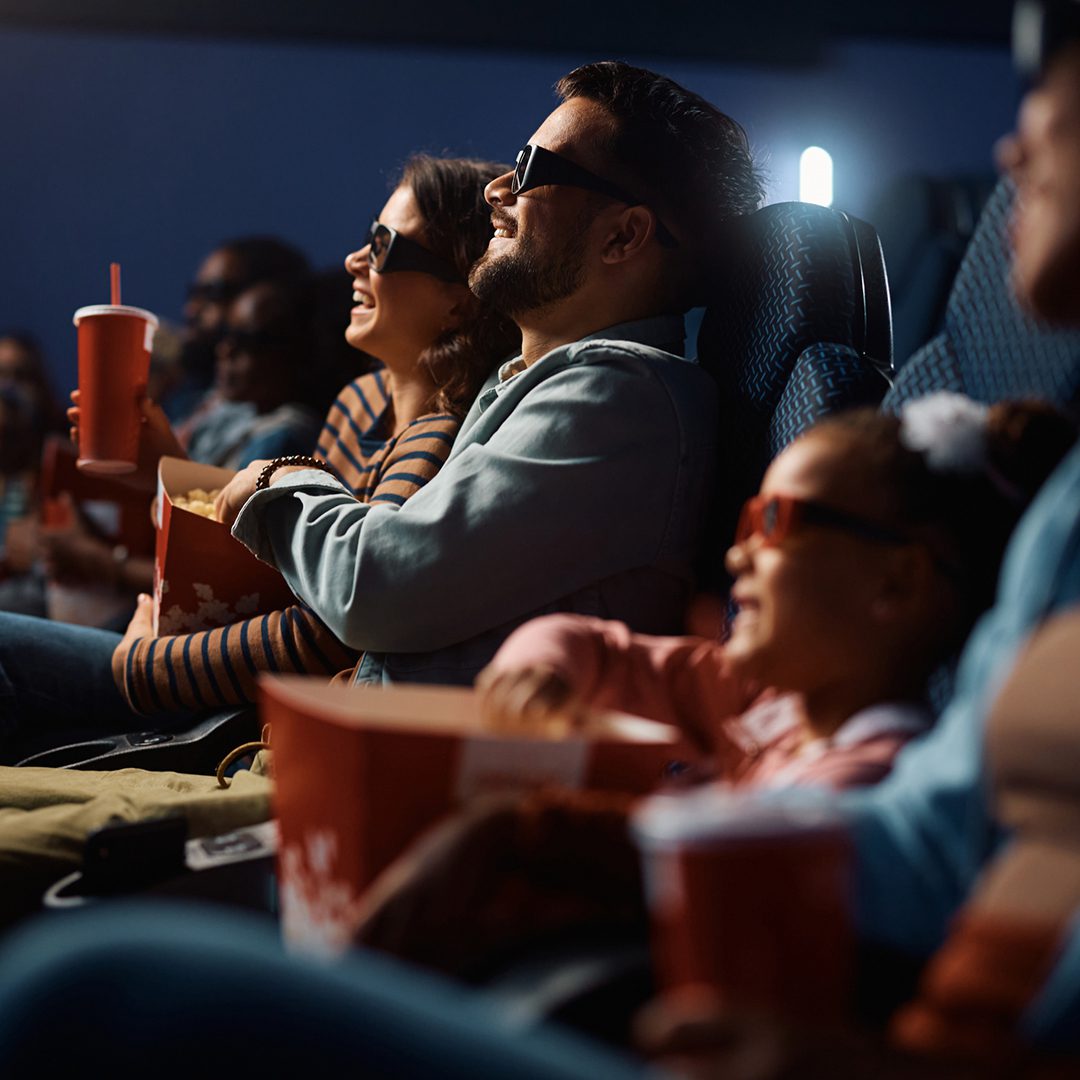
[{"left": 254, "top": 455, "right": 335, "bottom": 492}]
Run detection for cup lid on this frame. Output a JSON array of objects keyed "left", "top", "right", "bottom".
[
  {"left": 73, "top": 304, "right": 159, "bottom": 328},
  {"left": 631, "top": 786, "right": 847, "bottom": 848}
]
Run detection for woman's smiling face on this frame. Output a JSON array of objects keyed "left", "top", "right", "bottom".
[{"left": 343, "top": 183, "right": 462, "bottom": 369}]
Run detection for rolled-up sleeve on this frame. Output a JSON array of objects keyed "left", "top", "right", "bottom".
[{"left": 231, "top": 349, "right": 711, "bottom": 654}]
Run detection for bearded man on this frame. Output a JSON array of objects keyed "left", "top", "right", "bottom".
[{"left": 213, "top": 61, "right": 763, "bottom": 687}]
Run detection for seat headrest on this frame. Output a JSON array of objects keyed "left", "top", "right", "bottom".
[
  {"left": 697, "top": 202, "right": 893, "bottom": 407},
  {"left": 941, "top": 178, "right": 1080, "bottom": 402},
  {"left": 884, "top": 177, "right": 1080, "bottom": 409}
]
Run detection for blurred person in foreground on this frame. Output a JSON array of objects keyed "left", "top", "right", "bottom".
[{"left": 624, "top": 7, "right": 1080, "bottom": 1073}]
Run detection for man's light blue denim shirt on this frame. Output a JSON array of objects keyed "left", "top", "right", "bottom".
[{"left": 232, "top": 315, "right": 718, "bottom": 686}]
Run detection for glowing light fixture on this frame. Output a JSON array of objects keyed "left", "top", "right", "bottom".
[{"left": 799, "top": 146, "right": 833, "bottom": 207}]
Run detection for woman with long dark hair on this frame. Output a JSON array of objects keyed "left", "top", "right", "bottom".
[{"left": 0, "top": 155, "right": 518, "bottom": 759}]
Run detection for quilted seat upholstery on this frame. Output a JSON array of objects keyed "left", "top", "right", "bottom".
[
  {"left": 884, "top": 178, "right": 1080, "bottom": 410},
  {"left": 696, "top": 201, "right": 894, "bottom": 588}
]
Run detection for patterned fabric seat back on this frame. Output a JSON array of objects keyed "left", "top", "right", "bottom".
[
  {"left": 884, "top": 178, "right": 1080, "bottom": 410},
  {"left": 886, "top": 179, "right": 1080, "bottom": 716},
  {"left": 696, "top": 201, "right": 894, "bottom": 590}
]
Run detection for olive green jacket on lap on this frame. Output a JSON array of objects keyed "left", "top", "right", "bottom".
[
  {"left": 232, "top": 316, "right": 719, "bottom": 687},
  {"left": 0, "top": 760, "right": 271, "bottom": 927}
]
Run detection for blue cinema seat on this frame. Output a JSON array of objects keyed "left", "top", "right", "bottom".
[
  {"left": 884, "top": 177, "right": 1080, "bottom": 713},
  {"left": 696, "top": 201, "right": 895, "bottom": 588},
  {"left": 869, "top": 173, "right": 996, "bottom": 366},
  {"left": 884, "top": 178, "right": 1080, "bottom": 410}
]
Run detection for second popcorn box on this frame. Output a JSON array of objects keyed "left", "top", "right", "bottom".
[{"left": 262, "top": 675, "right": 692, "bottom": 955}]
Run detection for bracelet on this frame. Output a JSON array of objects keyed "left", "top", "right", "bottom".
[{"left": 254, "top": 455, "right": 335, "bottom": 492}]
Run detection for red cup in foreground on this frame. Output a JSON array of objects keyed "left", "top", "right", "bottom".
[
  {"left": 633, "top": 788, "right": 854, "bottom": 1024},
  {"left": 73, "top": 304, "right": 158, "bottom": 475}
]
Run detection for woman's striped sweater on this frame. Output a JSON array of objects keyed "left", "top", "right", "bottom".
[{"left": 112, "top": 371, "right": 459, "bottom": 715}]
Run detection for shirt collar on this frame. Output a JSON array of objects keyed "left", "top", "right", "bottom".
[
  {"left": 737, "top": 695, "right": 930, "bottom": 751},
  {"left": 497, "top": 354, "right": 530, "bottom": 387},
  {"left": 496, "top": 313, "right": 687, "bottom": 389},
  {"left": 575, "top": 314, "right": 686, "bottom": 356}
]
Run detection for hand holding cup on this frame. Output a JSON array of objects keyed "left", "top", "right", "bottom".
[
  {"left": 73, "top": 298, "right": 158, "bottom": 477},
  {"left": 69, "top": 390, "right": 185, "bottom": 494}
]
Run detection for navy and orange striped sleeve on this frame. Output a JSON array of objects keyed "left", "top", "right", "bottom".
[
  {"left": 112, "top": 604, "right": 361, "bottom": 715},
  {"left": 110, "top": 405, "right": 462, "bottom": 715},
  {"left": 367, "top": 413, "right": 459, "bottom": 506},
  {"left": 317, "top": 371, "right": 391, "bottom": 493}
]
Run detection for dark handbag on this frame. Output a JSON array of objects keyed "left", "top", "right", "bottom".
[{"left": 16, "top": 707, "right": 260, "bottom": 774}]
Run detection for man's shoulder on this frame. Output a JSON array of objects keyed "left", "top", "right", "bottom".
[
  {"left": 457, "top": 318, "right": 717, "bottom": 441},
  {"left": 539, "top": 327, "right": 713, "bottom": 394},
  {"left": 564, "top": 334, "right": 693, "bottom": 369},
  {"left": 558, "top": 336, "right": 718, "bottom": 417}
]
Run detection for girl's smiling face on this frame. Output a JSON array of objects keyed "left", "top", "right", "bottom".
[{"left": 723, "top": 429, "right": 911, "bottom": 696}]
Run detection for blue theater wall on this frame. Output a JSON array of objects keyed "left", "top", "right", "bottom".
[{"left": 0, "top": 25, "right": 1019, "bottom": 389}]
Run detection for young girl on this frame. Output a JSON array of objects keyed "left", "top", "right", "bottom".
[
  {"left": 351, "top": 393, "right": 1077, "bottom": 975},
  {"left": 478, "top": 393, "right": 1077, "bottom": 789}
]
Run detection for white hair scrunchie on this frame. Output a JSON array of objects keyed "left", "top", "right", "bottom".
[{"left": 899, "top": 391, "right": 990, "bottom": 473}]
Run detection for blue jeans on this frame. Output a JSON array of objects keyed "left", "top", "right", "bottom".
[
  {"left": 0, "top": 612, "right": 141, "bottom": 763},
  {"left": 0, "top": 902, "right": 649, "bottom": 1078}
]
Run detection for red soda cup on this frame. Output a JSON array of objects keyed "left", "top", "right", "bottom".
[
  {"left": 73, "top": 304, "right": 158, "bottom": 475},
  {"left": 633, "top": 788, "right": 854, "bottom": 1023}
]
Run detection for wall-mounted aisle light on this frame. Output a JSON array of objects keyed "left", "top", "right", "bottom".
[{"left": 799, "top": 146, "right": 833, "bottom": 207}]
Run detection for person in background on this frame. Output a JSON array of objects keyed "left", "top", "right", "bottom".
[
  {"left": 183, "top": 278, "right": 324, "bottom": 469},
  {"left": 0, "top": 333, "right": 63, "bottom": 438},
  {"left": 0, "top": 240, "right": 316, "bottom": 621},
  {"left": 0, "top": 388, "right": 43, "bottom": 567},
  {"left": 164, "top": 235, "right": 311, "bottom": 425},
  {"left": 0, "top": 334, "right": 62, "bottom": 615}
]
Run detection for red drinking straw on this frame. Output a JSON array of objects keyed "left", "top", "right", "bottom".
[{"left": 110, "top": 262, "right": 121, "bottom": 306}]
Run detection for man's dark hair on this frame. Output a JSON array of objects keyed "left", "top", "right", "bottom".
[{"left": 555, "top": 62, "right": 765, "bottom": 249}]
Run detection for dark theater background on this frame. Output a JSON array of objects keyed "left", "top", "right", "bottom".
[{"left": 0, "top": 0, "right": 1017, "bottom": 389}]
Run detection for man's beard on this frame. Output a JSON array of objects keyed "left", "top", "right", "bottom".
[{"left": 469, "top": 221, "right": 589, "bottom": 320}]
